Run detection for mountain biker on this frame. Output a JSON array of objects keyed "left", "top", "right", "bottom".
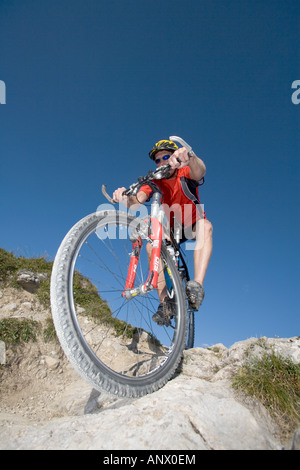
[{"left": 113, "top": 139, "right": 213, "bottom": 325}]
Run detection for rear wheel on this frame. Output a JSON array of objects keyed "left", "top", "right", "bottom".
[
  {"left": 51, "top": 211, "right": 188, "bottom": 397},
  {"left": 186, "top": 309, "right": 195, "bottom": 349}
]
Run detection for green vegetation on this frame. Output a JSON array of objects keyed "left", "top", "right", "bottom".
[
  {"left": 42, "top": 317, "right": 58, "bottom": 343},
  {"left": 0, "top": 317, "right": 39, "bottom": 344},
  {"left": 232, "top": 350, "right": 300, "bottom": 435},
  {"left": 0, "top": 248, "right": 53, "bottom": 282},
  {"left": 0, "top": 248, "right": 52, "bottom": 306}
]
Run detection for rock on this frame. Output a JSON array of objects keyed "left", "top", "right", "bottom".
[
  {"left": 43, "top": 356, "right": 60, "bottom": 370},
  {"left": 0, "top": 341, "right": 5, "bottom": 365},
  {"left": 21, "top": 302, "right": 33, "bottom": 311},
  {"left": 16, "top": 270, "right": 48, "bottom": 293},
  {"left": 182, "top": 346, "right": 223, "bottom": 380},
  {"left": 2, "top": 303, "right": 18, "bottom": 313},
  {"left": 0, "top": 374, "right": 282, "bottom": 450},
  {"left": 0, "top": 283, "right": 298, "bottom": 455},
  {"left": 3, "top": 336, "right": 299, "bottom": 450}
]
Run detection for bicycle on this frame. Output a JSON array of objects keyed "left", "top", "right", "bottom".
[{"left": 50, "top": 136, "right": 197, "bottom": 398}]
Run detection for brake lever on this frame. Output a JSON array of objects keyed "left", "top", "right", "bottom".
[
  {"left": 169, "top": 135, "right": 196, "bottom": 158},
  {"left": 102, "top": 184, "right": 116, "bottom": 204},
  {"left": 102, "top": 183, "right": 139, "bottom": 202}
]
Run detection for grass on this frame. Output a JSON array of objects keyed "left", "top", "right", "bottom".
[
  {"left": 0, "top": 248, "right": 53, "bottom": 307},
  {"left": 0, "top": 248, "right": 53, "bottom": 282},
  {"left": 42, "top": 317, "right": 58, "bottom": 343},
  {"left": 0, "top": 318, "right": 39, "bottom": 344},
  {"left": 232, "top": 349, "right": 300, "bottom": 436}
]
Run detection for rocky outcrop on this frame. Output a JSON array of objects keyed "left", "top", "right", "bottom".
[
  {"left": 182, "top": 337, "right": 300, "bottom": 382},
  {"left": 0, "top": 280, "right": 299, "bottom": 450},
  {"left": 0, "top": 371, "right": 281, "bottom": 450},
  {"left": 16, "top": 269, "right": 48, "bottom": 293},
  {"left": 1, "top": 331, "right": 299, "bottom": 449}
]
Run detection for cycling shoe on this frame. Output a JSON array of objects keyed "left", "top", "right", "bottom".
[
  {"left": 186, "top": 280, "right": 205, "bottom": 310},
  {"left": 152, "top": 297, "right": 175, "bottom": 327}
]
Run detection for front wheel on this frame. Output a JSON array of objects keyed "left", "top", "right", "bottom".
[{"left": 50, "top": 211, "right": 188, "bottom": 397}]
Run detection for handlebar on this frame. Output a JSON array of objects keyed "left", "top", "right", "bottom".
[
  {"left": 102, "top": 164, "right": 171, "bottom": 204},
  {"left": 102, "top": 135, "right": 195, "bottom": 204}
]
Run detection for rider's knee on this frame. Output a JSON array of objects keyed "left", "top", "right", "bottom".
[
  {"left": 194, "top": 219, "right": 213, "bottom": 249},
  {"left": 203, "top": 219, "right": 213, "bottom": 239},
  {"left": 146, "top": 242, "right": 152, "bottom": 256}
]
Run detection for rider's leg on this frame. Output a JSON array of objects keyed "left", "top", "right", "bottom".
[
  {"left": 185, "top": 218, "right": 213, "bottom": 310},
  {"left": 146, "top": 242, "right": 167, "bottom": 302},
  {"left": 193, "top": 218, "right": 213, "bottom": 286}
]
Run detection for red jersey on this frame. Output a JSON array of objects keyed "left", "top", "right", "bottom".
[{"left": 140, "top": 166, "right": 206, "bottom": 228}]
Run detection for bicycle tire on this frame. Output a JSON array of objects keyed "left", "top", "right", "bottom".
[
  {"left": 175, "top": 253, "right": 194, "bottom": 349},
  {"left": 50, "top": 211, "right": 187, "bottom": 397},
  {"left": 186, "top": 310, "right": 195, "bottom": 349}
]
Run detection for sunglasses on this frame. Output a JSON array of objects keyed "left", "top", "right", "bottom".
[{"left": 155, "top": 154, "right": 171, "bottom": 164}]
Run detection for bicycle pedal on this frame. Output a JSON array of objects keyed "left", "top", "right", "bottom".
[{"left": 152, "top": 312, "right": 171, "bottom": 327}]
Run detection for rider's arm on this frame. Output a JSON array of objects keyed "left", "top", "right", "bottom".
[
  {"left": 188, "top": 154, "right": 206, "bottom": 181},
  {"left": 113, "top": 188, "right": 148, "bottom": 208},
  {"left": 169, "top": 148, "right": 206, "bottom": 182}
]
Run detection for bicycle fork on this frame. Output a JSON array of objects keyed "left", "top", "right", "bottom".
[{"left": 122, "top": 193, "right": 164, "bottom": 300}]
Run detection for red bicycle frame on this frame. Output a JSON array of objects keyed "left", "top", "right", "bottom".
[{"left": 122, "top": 193, "right": 164, "bottom": 299}]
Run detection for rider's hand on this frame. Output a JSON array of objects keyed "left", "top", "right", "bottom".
[
  {"left": 168, "top": 147, "right": 191, "bottom": 170},
  {"left": 113, "top": 187, "right": 128, "bottom": 204}
]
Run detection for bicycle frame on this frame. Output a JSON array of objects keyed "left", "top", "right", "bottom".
[
  {"left": 119, "top": 185, "right": 195, "bottom": 348},
  {"left": 122, "top": 191, "right": 165, "bottom": 300}
]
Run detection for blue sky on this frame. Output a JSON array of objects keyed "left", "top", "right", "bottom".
[{"left": 1, "top": 0, "right": 299, "bottom": 348}]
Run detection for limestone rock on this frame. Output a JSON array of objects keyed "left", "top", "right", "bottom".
[
  {"left": 0, "top": 280, "right": 298, "bottom": 452},
  {"left": 16, "top": 270, "right": 48, "bottom": 293},
  {"left": 3, "top": 336, "right": 299, "bottom": 450}
]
